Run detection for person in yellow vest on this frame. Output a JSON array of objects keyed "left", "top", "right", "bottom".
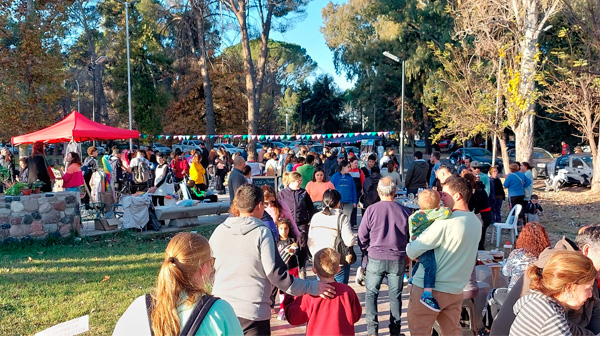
[{"left": 189, "top": 153, "right": 206, "bottom": 190}]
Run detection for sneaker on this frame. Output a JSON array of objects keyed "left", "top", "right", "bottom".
[
  {"left": 277, "top": 309, "right": 286, "bottom": 321},
  {"left": 420, "top": 296, "right": 442, "bottom": 312},
  {"left": 355, "top": 266, "right": 365, "bottom": 286}
]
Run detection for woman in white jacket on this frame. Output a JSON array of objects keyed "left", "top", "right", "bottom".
[{"left": 308, "top": 189, "right": 356, "bottom": 284}]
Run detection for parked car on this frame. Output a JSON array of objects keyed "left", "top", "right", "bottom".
[
  {"left": 334, "top": 146, "right": 360, "bottom": 157},
  {"left": 545, "top": 153, "right": 593, "bottom": 187},
  {"left": 449, "top": 147, "right": 503, "bottom": 173},
  {"left": 214, "top": 143, "right": 245, "bottom": 156},
  {"left": 172, "top": 139, "right": 203, "bottom": 153},
  {"left": 309, "top": 145, "right": 324, "bottom": 154},
  {"left": 415, "top": 139, "right": 426, "bottom": 148},
  {"left": 507, "top": 147, "right": 554, "bottom": 179},
  {"left": 151, "top": 143, "right": 172, "bottom": 156}
]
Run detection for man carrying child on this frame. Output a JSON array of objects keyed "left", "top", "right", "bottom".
[
  {"left": 283, "top": 248, "right": 362, "bottom": 336},
  {"left": 408, "top": 189, "right": 452, "bottom": 312}
]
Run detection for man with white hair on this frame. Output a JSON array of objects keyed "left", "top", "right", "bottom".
[{"left": 358, "top": 177, "right": 411, "bottom": 336}]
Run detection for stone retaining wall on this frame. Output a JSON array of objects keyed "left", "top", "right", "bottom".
[{"left": 0, "top": 192, "right": 81, "bottom": 243}]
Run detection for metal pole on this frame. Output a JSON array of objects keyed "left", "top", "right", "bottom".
[
  {"left": 399, "top": 59, "right": 405, "bottom": 178},
  {"left": 125, "top": 0, "right": 133, "bottom": 151},
  {"left": 492, "top": 57, "right": 503, "bottom": 167},
  {"left": 92, "top": 66, "right": 96, "bottom": 147},
  {"left": 75, "top": 80, "right": 80, "bottom": 112},
  {"left": 286, "top": 111, "right": 289, "bottom": 134}
]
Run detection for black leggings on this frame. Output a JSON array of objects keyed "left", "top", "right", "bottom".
[
  {"left": 509, "top": 195, "right": 527, "bottom": 220},
  {"left": 152, "top": 195, "right": 164, "bottom": 207},
  {"left": 478, "top": 211, "right": 493, "bottom": 250}
]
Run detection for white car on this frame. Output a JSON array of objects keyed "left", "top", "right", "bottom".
[
  {"left": 152, "top": 143, "right": 172, "bottom": 155},
  {"left": 214, "top": 143, "right": 244, "bottom": 156}
]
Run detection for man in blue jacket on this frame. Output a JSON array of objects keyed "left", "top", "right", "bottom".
[
  {"left": 358, "top": 177, "right": 411, "bottom": 336},
  {"left": 330, "top": 160, "right": 357, "bottom": 223}
]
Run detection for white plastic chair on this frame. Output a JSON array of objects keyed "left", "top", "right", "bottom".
[{"left": 491, "top": 204, "right": 522, "bottom": 247}]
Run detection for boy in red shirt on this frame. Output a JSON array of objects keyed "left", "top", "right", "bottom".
[{"left": 284, "top": 248, "right": 362, "bottom": 336}]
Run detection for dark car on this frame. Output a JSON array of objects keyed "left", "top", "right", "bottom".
[
  {"left": 545, "top": 153, "right": 594, "bottom": 186},
  {"left": 449, "top": 147, "right": 503, "bottom": 172},
  {"left": 507, "top": 147, "right": 554, "bottom": 179}
]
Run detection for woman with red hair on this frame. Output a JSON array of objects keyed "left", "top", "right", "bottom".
[{"left": 502, "top": 222, "right": 551, "bottom": 290}]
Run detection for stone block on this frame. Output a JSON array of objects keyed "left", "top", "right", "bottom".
[
  {"left": 9, "top": 217, "right": 21, "bottom": 226},
  {"left": 4, "top": 196, "right": 12, "bottom": 203},
  {"left": 45, "top": 193, "right": 55, "bottom": 198},
  {"left": 0, "top": 228, "right": 9, "bottom": 239},
  {"left": 32, "top": 232, "right": 48, "bottom": 239},
  {"left": 22, "top": 214, "right": 33, "bottom": 225},
  {"left": 30, "top": 221, "right": 44, "bottom": 236},
  {"left": 169, "top": 218, "right": 201, "bottom": 228},
  {"left": 12, "top": 197, "right": 20, "bottom": 201},
  {"left": 53, "top": 201, "right": 66, "bottom": 211},
  {"left": 60, "top": 216, "right": 71, "bottom": 224},
  {"left": 23, "top": 199, "right": 39, "bottom": 212},
  {"left": 10, "top": 201, "right": 23, "bottom": 213},
  {"left": 45, "top": 197, "right": 58, "bottom": 204},
  {"left": 65, "top": 208, "right": 75, "bottom": 216},
  {"left": 41, "top": 210, "right": 60, "bottom": 224},
  {"left": 43, "top": 223, "right": 58, "bottom": 233},
  {"left": 32, "top": 211, "right": 41, "bottom": 220},
  {"left": 38, "top": 197, "right": 49, "bottom": 204},
  {"left": 39, "top": 203, "right": 53, "bottom": 213},
  {"left": 9, "top": 225, "right": 24, "bottom": 237},
  {"left": 1, "top": 223, "right": 9, "bottom": 229},
  {"left": 60, "top": 211, "right": 65, "bottom": 218},
  {"left": 65, "top": 195, "right": 77, "bottom": 205},
  {"left": 0, "top": 208, "right": 10, "bottom": 218},
  {"left": 0, "top": 217, "right": 9, "bottom": 224},
  {"left": 59, "top": 224, "right": 71, "bottom": 237}
]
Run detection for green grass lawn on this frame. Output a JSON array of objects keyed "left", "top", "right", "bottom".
[{"left": 0, "top": 225, "right": 218, "bottom": 336}]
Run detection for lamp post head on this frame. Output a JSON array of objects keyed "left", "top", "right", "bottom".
[
  {"left": 302, "top": 98, "right": 311, "bottom": 104},
  {"left": 383, "top": 51, "right": 401, "bottom": 63},
  {"left": 95, "top": 55, "right": 108, "bottom": 65}
]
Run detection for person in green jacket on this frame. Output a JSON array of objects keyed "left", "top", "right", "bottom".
[{"left": 296, "top": 154, "right": 316, "bottom": 189}]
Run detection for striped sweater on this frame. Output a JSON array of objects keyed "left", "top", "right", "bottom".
[{"left": 510, "top": 291, "right": 572, "bottom": 336}]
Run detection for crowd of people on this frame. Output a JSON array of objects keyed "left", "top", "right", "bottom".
[{"left": 110, "top": 143, "right": 600, "bottom": 336}]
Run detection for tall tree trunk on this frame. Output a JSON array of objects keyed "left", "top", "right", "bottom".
[
  {"left": 77, "top": 0, "right": 109, "bottom": 123},
  {"left": 234, "top": 8, "right": 258, "bottom": 154},
  {"left": 514, "top": 2, "right": 539, "bottom": 165},
  {"left": 192, "top": 1, "right": 216, "bottom": 149},
  {"left": 253, "top": 4, "right": 274, "bottom": 109}
]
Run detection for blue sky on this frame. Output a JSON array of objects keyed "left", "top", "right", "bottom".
[{"left": 271, "top": 0, "right": 355, "bottom": 91}]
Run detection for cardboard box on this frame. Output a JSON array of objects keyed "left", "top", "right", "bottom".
[{"left": 94, "top": 218, "right": 119, "bottom": 231}]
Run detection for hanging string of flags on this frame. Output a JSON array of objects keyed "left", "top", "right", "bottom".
[{"left": 140, "top": 131, "right": 395, "bottom": 141}]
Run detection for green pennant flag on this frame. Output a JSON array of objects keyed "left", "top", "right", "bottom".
[
  {"left": 142, "top": 134, "right": 147, "bottom": 139},
  {"left": 157, "top": 135, "right": 162, "bottom": 139},
  {"left": 371, "top": 132, "right": 377, "bottom": 136},
  {"left": 243, "top": 135, "right": 248, "bottom": 140},
  {"left": 327, "top": 134, "right": 333, "bottom": 138},
  {"left": 260, "top": 135, "right": 265, "bottom": 140},
  {"left": 349, "top": 133, "right": 354, "bottom": 137}
]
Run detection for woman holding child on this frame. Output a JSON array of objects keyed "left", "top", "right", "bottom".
[
  {"left": 113, "top": 232, "right": 243, "bottom": 336},
  {"left": 308, "top": 189, "right": 356, "bottom": 284}
]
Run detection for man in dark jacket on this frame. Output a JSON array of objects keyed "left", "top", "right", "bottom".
[
  {"left": 323, "top": 150, "right": 338, "bottom": 179},
  {"left": 228, "top": 156, "right": 247, "bottom": 203},
  {"left": 358, "top": 177, "right": 411, "bottom": 336},
  {"left": 490, "top": 225, "right": 600, "bottom": 336},
  {"left": 362, "top": 166, "right": 381, "bottom": 208},
  {"left": 405, "top": 151, "right": 429, "bottom": 195},
  {"left": 361, "top": 154, "right": 378, "bottom": 179}
]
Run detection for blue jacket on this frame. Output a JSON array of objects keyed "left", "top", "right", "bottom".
[
  {"left": 503, "top": 172, "right": 532, "bottom": 197},
  {"left": 331, "top": 172, "right": 357, "bottom": 204}
]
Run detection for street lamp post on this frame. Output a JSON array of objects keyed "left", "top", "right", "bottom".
[
  {"left": 383, "top": 51, "right": 406, "bottom": 178},
  {"left": 75, "top": 80, "right": 80, "bottom": 112},
  {"left": 116, "top": 0, "right": 136, "bottom": 151},
  {"left": 299, "top": 98, "right": 311, "bottom": 134},
  {"left": 88, "top": 56, "right": 107, "bottom": 146}
]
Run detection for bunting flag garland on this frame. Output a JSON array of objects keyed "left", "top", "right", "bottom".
[{"left": 143, "top": 131, "right": 394, "bottom": 142}]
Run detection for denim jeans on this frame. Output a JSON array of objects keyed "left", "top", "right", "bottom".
[
  {"left": 350, "top": 206, "right": 358, "bottom": 228},
  {"left": 493, "top": 198, "right": 503, "bottom": 223},
  {"left": 411, "top": 250, "right": 436, "bottom": 289},
  {"left": 334, "top": 264, "right": 351, "bottom": 284},
  {"left": 365, "top": 258, "right": 406, "bottom": 336}
]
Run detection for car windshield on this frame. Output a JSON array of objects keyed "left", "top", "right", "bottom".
[
  {"left": 154, "top": 143, "right": 166, "bottom": 147},
  {"left": 533, "top": 150, "right": 553, "bottom": 159},
  {"left": 582, "top": 156, "right": 594, "bottom": 167},
  {"left": 466, "top": 148, "right": 491, "bottom": 156},
  {"left": 220, "top": 144, "right": 235, "bottom": 148}
]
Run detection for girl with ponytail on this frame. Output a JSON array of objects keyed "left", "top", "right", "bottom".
[
  {"left": 510, "top": 251, "right": 597, "bottom": 336},
  {"left": 113, "top": 232, "right": 242, "bottom": 336},
  {"left": 307, "top": 189, "right": 356, "bottom": 284}
]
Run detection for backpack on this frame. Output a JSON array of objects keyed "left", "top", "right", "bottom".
[
  {"left": 133, "top": 160, "right": 150, "bottom": 184},
  {"left": 109, "top": 156, "right": 123, "bottom": 182},
  {"left": 145, "top": 293, "right": 219, "bottom": 336}
]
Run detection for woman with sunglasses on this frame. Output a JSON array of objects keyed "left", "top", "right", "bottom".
[{"left": 113, "top": 232, "right": 242, "bottom": 336}]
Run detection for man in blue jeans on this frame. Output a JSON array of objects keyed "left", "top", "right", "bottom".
[{"left": 358, "top": 177, "right": 411, "bottom": 336}]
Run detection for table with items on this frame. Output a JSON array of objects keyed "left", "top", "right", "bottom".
[{"left": 476, "top": 250, "right": 509, "bottom": 289}]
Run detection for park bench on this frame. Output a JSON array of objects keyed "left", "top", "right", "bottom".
[{"left": 154, "top": 201, "right": 230, "bottom": 227}]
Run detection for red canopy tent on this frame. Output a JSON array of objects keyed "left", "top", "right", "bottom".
[{"left": 11, "top": 111, "right": 139, "bottom": 145}]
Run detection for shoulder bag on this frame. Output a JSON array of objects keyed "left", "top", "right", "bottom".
[{"left": 334, "top": 213, "right": 357, "bottom": 266}]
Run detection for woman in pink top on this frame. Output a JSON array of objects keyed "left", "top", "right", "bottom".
[
  {"left": 262, "top": 185, "right": 301, "bottom": 238},
  {"left": 305, "top": 168, "right": 335, "bottom": 210},
  {"left": 62, "top": 152, "right": 84, "bottom": 192}
]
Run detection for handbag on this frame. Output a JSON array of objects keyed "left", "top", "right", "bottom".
[{"left": 334, "top": 213, "right": 357, "bottom": 266}]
